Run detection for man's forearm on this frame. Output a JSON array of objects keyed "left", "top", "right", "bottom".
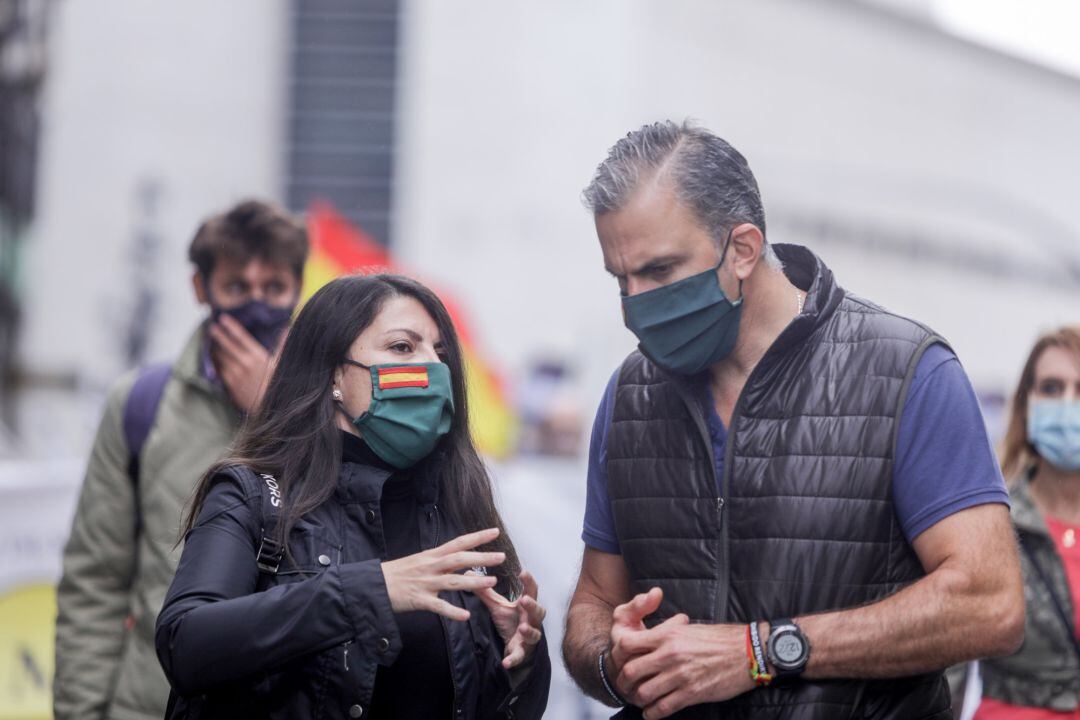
[
  {"left": 562, "top": 599, "right": 620, "bottom": 706},
  {"left": 798, "top": 564, "right": 1023, "bottom": 679}
]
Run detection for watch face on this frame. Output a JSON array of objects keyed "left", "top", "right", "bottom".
[{"left": 773, "top": 633, "right": 805, "bottom": 664}]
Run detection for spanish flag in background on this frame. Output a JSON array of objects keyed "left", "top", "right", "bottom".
[{"left": 302, "top": 202, "right": 517, "bottom": 458}]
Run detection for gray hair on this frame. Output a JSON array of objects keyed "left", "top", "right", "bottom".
[{"left": 583, "top": 120, "right": 780, "bottom": 268}]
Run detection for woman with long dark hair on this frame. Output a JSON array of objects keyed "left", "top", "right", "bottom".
[
  {"left": 156, "top": 274, "right": 550, "bottom": 719},
  {"left": 967, "top": 325, "right": 1080, "bottom": 719}
]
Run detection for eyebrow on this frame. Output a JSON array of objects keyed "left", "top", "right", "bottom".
[
  {"left": 605, "top": 254, "right": 685, "bottom": 279},
  {"left": 383, "top": 328, "right": 443, "bottom": 346},
  {"left": 384, "top": 328, "right": 422, "bottom": 342}
]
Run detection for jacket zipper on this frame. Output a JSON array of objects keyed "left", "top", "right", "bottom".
[{"left": 432, "top": 504, "right": 464, "bottom": 720}]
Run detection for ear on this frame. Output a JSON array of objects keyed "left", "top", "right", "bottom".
[
  {"left": 727, "top": 223, "right": 765, "bottom": 281},
  {"left": 192, "top": 271, "right": 209, "bottom": 305}
]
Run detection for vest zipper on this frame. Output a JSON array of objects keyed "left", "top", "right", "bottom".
[
  {"left": 719, "top": 357, "right": 775, "bottom": 621},
  {"left": 673, "top": 363, "right": 769, "bottom": 623},
  {"left": 671, "top": 380, "right": 724, "bottom": 623}
]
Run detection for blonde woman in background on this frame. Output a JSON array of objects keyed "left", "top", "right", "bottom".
[{"left": 973, "top": 325, "right": 1080, "bottom": 719}]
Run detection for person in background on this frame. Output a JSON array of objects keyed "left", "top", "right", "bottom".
[
  {"left": 53, "top": 200, "right": 308, "bottom": 720},
  {"left": 972, "top": 325, "right": 1080, "bottom": 719},
  {"left": 155, "top": 274, "right": 550, "bottom": 719}
]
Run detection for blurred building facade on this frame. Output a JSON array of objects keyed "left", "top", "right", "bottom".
[
  {"left": 11, "top": 0, "right": 1080, "bottom": 458},
  {"left": 394, "top": 0, "right": 1080, "bottom": 426}
]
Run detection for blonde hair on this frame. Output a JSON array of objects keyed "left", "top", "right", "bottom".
[{"left": 1000, "top": 325, "right": 1080, "bottom": 481}]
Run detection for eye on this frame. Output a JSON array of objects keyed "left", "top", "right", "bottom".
[
  {"left": 265, "top": 280, "right": 286, "bottom": 296},
  {"left": 1036, "top": 378, "right": 1065, "bottom": 397},
  {"left": 225, "top": 280, "right": 247, "bottom": 295},
  {"left": 390, "top": 341, "right": 413, "bottom": 354}
]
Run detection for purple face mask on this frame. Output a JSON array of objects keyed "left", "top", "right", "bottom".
[{"left": 211, "top": 299, "right": 294, "bottom": 351}]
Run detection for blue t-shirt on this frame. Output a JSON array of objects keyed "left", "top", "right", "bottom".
[{"left": 582, "top": 343, "right": 1009, "bottom": 554}]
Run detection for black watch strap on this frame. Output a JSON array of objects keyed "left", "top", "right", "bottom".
[{"left": 766, "top": 618, "right": 810, "bottom": 678}]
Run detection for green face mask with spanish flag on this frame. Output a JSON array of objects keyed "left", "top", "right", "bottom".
[{"left": 342, "top": 360, "right": 455, "bottom": 469}]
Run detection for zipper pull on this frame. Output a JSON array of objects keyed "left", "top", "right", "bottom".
[
  {"left": 343, "top": 640, "right": 352, "bottom": 671},
  {"left": 716, "top": 497, "right": 725, "bottom": 512}
]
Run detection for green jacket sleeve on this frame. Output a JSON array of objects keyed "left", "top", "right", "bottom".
[{"left": 53, "top": 372, "right": 139, "bottom": 720}]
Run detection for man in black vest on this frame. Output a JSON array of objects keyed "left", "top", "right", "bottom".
[{"left": 562, "top": 121, "right": 1025, "bottom": 720}]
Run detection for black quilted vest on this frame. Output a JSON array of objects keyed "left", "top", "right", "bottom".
[{"left": 607, "top": 245, "right": 952, "bottom": 719}]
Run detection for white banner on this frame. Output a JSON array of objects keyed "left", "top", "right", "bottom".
[{"left": 0, "top": 460, "right": 82, "bottom": 720}]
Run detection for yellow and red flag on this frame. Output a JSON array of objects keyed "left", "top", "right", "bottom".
[
  {"left": 376, "top": 366, "right": 430, "bottom": 390},
  {"left": 302, "top": 202, "right": 517, "bottom": 458}
]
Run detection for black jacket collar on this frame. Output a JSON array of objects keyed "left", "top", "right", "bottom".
[{"left": 767, "top": 243, "right": 846, "bottom": 357}]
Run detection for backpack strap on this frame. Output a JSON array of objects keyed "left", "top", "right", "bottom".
[
  {"left": 121, "top": 362, "right": 173, "bottom": 536},
  {"left": 216, "top": 465, "right": 286, "bottom": 586},
  {"left": 255, "top": 473, "right": 285, "bottom": 582}
]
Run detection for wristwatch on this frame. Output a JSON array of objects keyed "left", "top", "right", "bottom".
[{"left": 766, "top": 618, "right": 810, "bottom": 678}]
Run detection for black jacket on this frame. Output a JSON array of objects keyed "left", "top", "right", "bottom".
[{"left": 155, "top": 461, "right": 550, "bottom": 719}]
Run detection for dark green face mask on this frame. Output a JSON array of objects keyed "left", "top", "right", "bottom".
[
  {"left": 621, "top": 232, "right": 743, "bottom": 376},
  {"left": 341, "top": 360, "right": 455, "bottom": 469}
]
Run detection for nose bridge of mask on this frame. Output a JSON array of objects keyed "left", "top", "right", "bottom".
[
  {"left": 623, "top": 263, "right": 737, "bottom": 328},
  {"left": 1029, "top": 398, "right": 1078, "bottom": 429}
]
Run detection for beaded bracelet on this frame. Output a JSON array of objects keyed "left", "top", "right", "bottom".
[
  {"left": 598, "top": 648, "right": 627, "bottom": 706},
  {"left": 745, "top": 623, "right": 773, "bottom": 686}
]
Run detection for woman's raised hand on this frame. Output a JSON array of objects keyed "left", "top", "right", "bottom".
[
  {"left": 381, "top": 527, "right": 504, "bottom": 621},
  {"left": 472, "top": 569, "right": 546, "bottom": 669}
]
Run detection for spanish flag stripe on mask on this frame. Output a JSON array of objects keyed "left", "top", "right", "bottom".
[{"left": 377, "top": 367, "right": 430, "bottom": 389}]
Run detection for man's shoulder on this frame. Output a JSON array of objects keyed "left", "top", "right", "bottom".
[
  {"left": 612, "top": 348, "right": 673, "bottom": 388},
  {"left": 833, "top": 293, "right": 946, "bottom": 348}
]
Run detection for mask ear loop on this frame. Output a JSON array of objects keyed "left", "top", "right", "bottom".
[
  {"left": 336, "top": 358, "right": 375, "bottom": 422},
  {"left": 336, "top": 358, "right": 380, "bottom": 431},
  {"left": 716, "top": 227, "right": 745, "bottom": 305}
]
